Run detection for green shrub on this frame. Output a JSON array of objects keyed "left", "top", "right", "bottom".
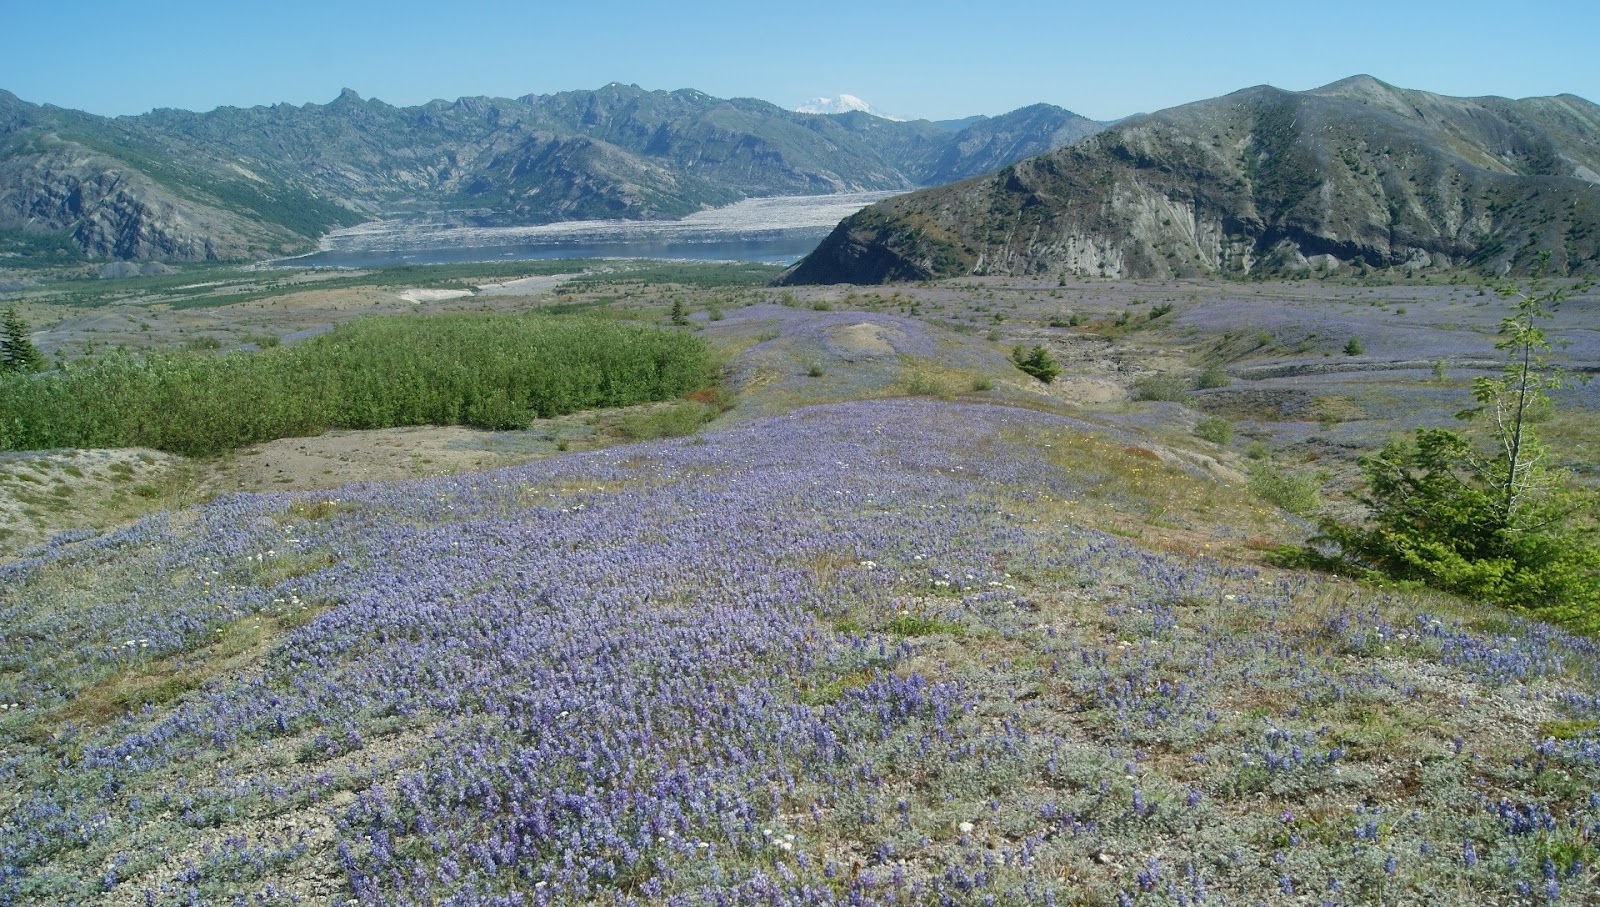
[
  {"left": 1194, "top": 416, "right": 1233, "bottom": 445},
  {"left": 1010, "top": 345, "right": 1060, "bottom": 384},
  {"left": 902, "top": 373, "right": 952, "bottom": 398},
  {"left": 1314, "top": 428, "right": 1599, "bottom": 628},
  {"left": 1248, "top": 461, "right": 1322, "bottom": 515},
  {"left": 1133, "top": 374, "right": 1192, "bottom": 403},
  {"left": 1344, "top": 336, "right": 1365, "bottom": 356},
  {"left": 1193, "top": 363, "right": 1232, "bottom": 389}
]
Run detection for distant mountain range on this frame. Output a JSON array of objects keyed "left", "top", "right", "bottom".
[
  {"left": 0, "top": 85, "right": 1102, "bottom": 262},
  {"left": 783, "top": 76, "right": 1600, "bottom": 282}
]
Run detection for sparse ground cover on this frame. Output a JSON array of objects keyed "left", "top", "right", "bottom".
[
  {"left": 1, "top": 264, "right": 1599, "bottom": 904},
  {"left": 2, "top": 260, "right": 616, "bottom": 312},
  {"left": 0, "top": 448, "right": 196, "bottom": 551}
]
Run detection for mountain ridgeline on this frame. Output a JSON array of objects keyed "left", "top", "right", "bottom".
[
  {"left": 782, "top": 77, "right": 1600, "bottom": 283},
  {"left": 0, "top": 85, "right": 1102, "bottom": 262}
]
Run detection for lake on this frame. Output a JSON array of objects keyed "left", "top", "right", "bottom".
[{"left": 274, "top": 191, "right": 900, "bottom": 269}]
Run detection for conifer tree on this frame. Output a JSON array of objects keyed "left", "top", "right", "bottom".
[
  {"left": 1010, "top": 344, "right": 1060, "bottom": 383},
  {"left": 1, "top": 307, "right": 44, "bottom": 373},
  {"left": 1309, "top": 258, "right": 1598, "bottom": 627}
]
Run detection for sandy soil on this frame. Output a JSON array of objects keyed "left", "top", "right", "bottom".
[
  {"left": 206, "top": 425, "right": 544, "bottom": 492},
  {"left": 473, "top": 275, "right": 573, "bottom": 296},
  {"left": 315, "top": 192, "right": 899, "bottom": 253},
  {"left": 1050, "top": 376, "right": 1126, "bottom": 405},
  {"left": 397, "top": 288, "right": 473, "bottom": 303},
  {"left": 827, "top": 322, "right": 902, "bottom": 356}
]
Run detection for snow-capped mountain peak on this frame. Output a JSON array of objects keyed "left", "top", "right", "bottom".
[{"left": 795, "top": 94, "right": 900, "bottom": 120}]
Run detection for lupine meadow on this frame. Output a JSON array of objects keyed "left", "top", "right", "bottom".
[{"left": 2, "top": 267, "right": 1600, "bottom": 905}]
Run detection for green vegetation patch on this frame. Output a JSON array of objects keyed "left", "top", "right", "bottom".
[
  {"left": 0, "top": 313, "right": 715, "bottom": 456},
  {"left": 561, "top": 261, "right": 784, "bottom": 292},
  {"left": 0, "top": 228, "right": 86, "bottom": 266},
  {"left": 614, "top": 399, "right": 722, "bottom": 442},
  {"left": 1248, "top": 460, "right": 1323, "bottom": 515},
  {"left": 1133, "top": 373, "right": 1194, "bottom": 403},
  {"left": 1538, "top": 718, "right": 1600, "bottom": 741},
  {"left": 885, "top": 613, "right": 966, "bottom": 637}
]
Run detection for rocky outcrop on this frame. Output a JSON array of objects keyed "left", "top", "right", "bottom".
[
  {"left": 782, "top": 77, "right": 1600, "bottom": 284},
  {"left": 779, "top": 204, "right": 974, "bottom": 284},
  {"left": 456, "top": 133, "right": 740, "bottom": 224},
  {"left": 0, "top": 141, "right": 310, "bottom": 260}
]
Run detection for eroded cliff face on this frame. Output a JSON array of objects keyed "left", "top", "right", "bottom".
[
  {"left": 782, "top": 80, "right": 1600, "bottom": 284},
  {"left": 0, "top": 144, "right": 309, "bottom": 260}
]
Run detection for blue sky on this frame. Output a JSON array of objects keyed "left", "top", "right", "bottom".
[{"left": 3, "top": 0, "right": 1595, "bottom": 121}]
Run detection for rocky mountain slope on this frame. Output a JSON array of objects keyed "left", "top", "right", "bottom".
[
  {"left": 0, "top": 92, "right": 362, "bottom": 261},
  {"left": 0, "top": 86, "right": 1102, "bottom": 261},
  {"left": 915, "top": 103, "right": 1107, "bottom": 184},
  {"left": 781, "top": 76, "right": 1600, "bottom": 283}
]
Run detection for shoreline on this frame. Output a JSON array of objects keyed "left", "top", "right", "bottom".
[{"left": 271, "top": 191, "right": 899, "bottom": 266}]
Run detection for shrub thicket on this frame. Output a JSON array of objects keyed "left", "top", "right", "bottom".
[{"left": 0, "top": 314, "right": 713, "bottom": 456}]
